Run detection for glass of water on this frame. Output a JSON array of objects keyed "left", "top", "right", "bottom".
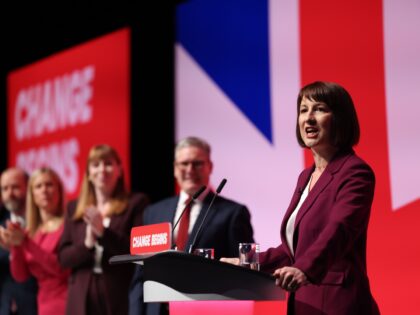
[{"left": 239, "top": 243, "right": 260, "bottom": 271}]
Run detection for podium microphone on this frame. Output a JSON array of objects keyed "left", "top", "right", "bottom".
[
  {"left": 172, "top": 185, "right": 206, "bottom": 242},
  {"left": 188, "top": 178, "right": 227, "bottom": 254}
]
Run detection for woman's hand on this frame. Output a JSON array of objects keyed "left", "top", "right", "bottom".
[
  {"left": 84, "top": 224, "right": 96, "bottom": 249},
  {"left": 220, "top": 257, "right": 240, "bottom": 265},
  {"left": 273, "top": 266, "right": 309, "bottom": 292},
  {"left": 83, "top": 206, "right": 104, "bottom": 238}
]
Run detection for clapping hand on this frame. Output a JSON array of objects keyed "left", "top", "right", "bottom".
[
  {"left": 0, "top": 226, "right": 10, "bottom": 249},
  {"left": 83, "top": 206, "right": 104, "bottom": 238},
  {"left": 0, "top": 221, "right": 26, "bottom": 247}
]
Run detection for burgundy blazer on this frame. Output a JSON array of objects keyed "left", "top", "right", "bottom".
[
  {"left": 58, "top": 193, "right": 149, "bottom": 315},
  {"left": 259, "top": 150, "right": 380, "bottom": 315}
]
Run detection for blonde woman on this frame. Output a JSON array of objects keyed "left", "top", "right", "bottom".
[
  {"left": 58, "top": 144, "right": 149, "bottom": 315},
  {"left": 1, "top": 167, "right": 69, "bottom": 315}
]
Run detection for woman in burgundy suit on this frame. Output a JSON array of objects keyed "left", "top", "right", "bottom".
[
  {"left": 1, "top": 167, "right": 69, "bottom": 315},
  {"left": 58, "top": 144, "right": 149, "bottom": 315},
  {"left": 223, "top": 81, "right": 380, "bottom": 314}
]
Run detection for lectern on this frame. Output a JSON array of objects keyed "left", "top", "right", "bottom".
[{"left": 110, "top": 250, "right": 285, "bottom": 302}]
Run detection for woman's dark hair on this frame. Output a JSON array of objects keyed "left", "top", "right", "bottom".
[{"left": 296, "top": 81, "right": 360, "bottom": 150}]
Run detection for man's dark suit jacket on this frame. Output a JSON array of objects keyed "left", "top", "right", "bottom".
[
  {"left": 129, "top": 191, "right": 254, "bottom": 315},
  {"left": 58, "top": 193, "right": 149, "bottom": 315},
  {"left": 0, "top": 204, "right": 37, "bottom": 315},
  {"left": 259, "top": 150, "right": 380, "bottom": 315}
]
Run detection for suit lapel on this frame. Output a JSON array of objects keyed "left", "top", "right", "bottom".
[
  {"left": 187, "top": 191, "right": 216, "bottom": 249},
  {"left": 294, "top": 172, "right": 333, "bottom": 227},
  {"left": 163, "top": 197, "right": 179, "bottom": 248},
  {"left": 294, "top": 150, "right": 354, "bottom": 228},
  {"left": 163, "top": 197, "right": 179, "bottom": 225},
  {"left": 281, "top": 169, "right": 313, "bottom": 227},
  {"left": 280, "top": 169, "right": 313, "bottom": 257}
]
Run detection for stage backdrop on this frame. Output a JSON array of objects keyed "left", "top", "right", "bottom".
[
  {"left": 7, "top": 28, "right": 131, "bottom": 200},
  {"left": 174, "top": 0, "right": 420, "bottom": 314}
]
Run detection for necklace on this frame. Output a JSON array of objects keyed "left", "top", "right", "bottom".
[{"left": 41, "top": 217, "right": 63, "bottom": 233}]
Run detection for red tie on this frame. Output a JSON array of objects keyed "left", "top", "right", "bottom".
[{"left": 176, "top": 198, "right": 192, "bottom": 251}]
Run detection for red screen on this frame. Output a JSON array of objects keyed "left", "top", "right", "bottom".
[{"left": 7, "top": 28, "right": 131, "bottom": 200}]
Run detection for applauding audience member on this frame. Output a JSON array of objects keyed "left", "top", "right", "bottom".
[
  {"left": 59, "top": 144, "right": 149, "bottom": 315},
  {"left": 1, "top": 167, "right": 69, "bottom": 315},
  {"left": 0, "top": 168, "right": 37, "bottom": 315}
]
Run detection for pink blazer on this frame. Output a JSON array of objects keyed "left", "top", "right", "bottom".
[
  {"left": 259, "top": 150, "right": 380, "bottom": 315},
  {"left": 10, "top": 224, "right": 69, "bottom": 315}
]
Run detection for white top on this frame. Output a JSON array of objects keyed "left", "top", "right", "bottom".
[
  {"left": 285, "top": 176, "right": 312, "bottom": 256},
  {"left": 172, "top": 189, "right": 209, "bottom": 239},
  {"left": 10, "top": 213, "right": 26, "bottom": 228},
  {"left": 92, "top": 217, "right": 111, "bottom": 274}
]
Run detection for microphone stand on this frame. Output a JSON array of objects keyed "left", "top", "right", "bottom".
[
  {"left": 188, "top": 179, "right": 227, "bottom": 254},
  {"left": 171, "top": 185, "right": 206, "bottom": 249}
]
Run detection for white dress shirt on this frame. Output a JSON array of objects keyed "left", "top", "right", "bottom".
[{"left": 172, "top": 188, "right": 210, "bottom": 240}]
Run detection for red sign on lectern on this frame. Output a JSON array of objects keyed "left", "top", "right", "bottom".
[{"left": 130, "top": 223, "right": 172, "bottom": 255}]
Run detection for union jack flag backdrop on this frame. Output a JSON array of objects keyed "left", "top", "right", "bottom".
[{"left": 175, "top": 1, "right": 420, "bottom": 314}]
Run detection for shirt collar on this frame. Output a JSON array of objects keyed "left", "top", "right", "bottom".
[{"left": 180, "top": 187, "right": 211, "bottom": 205}]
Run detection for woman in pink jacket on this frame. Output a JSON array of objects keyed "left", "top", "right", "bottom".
[{"left": 1, "top": 167, "right": 69, "bottom": 315}]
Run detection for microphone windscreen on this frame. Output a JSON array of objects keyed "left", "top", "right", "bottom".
[{"left": 216, "top": 178, "right": 227, "bottom": 194}]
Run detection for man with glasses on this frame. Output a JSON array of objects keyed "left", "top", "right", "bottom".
[{"left": 129, "top": 136, "right": 254, "bottom": 315}]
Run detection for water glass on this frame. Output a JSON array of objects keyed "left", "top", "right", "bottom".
[{"left": 239, "top": 243, "right": 260, "bottom": 270}]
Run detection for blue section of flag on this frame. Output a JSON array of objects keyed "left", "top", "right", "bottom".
[{"left": 176, "top": 0, "right": 272, "bottom": 142}]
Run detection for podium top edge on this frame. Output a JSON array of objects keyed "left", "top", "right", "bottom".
[
  {"left": 109, "top": 250, "right": 179, "bottom": 264},
  {"left": 109, "top": 250, "right": 275, "bottom": 281}
]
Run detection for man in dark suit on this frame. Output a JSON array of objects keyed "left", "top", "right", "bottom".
[
  {"left": 0, "top": 168, "right": 37, "bottom": 315},
  {"left": 129, "top": 136, "right": 254, "bottom": 315}
]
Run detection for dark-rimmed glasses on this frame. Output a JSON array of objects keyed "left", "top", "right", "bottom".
[{"left": 175, "top": 160, "right": 207, "bottom": 170}]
